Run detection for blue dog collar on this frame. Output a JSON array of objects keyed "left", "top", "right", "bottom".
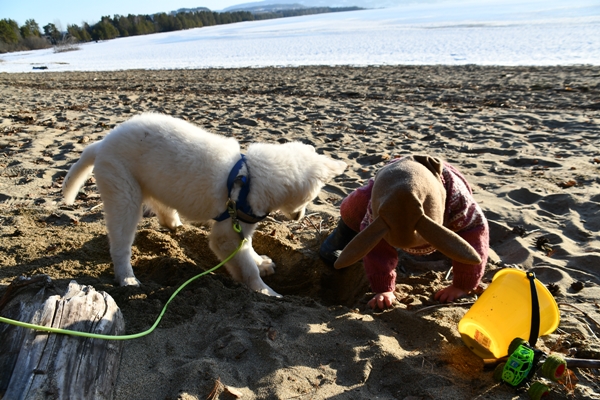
[{"left": 214, "top": 154, "right": 268, "bottom": 224}]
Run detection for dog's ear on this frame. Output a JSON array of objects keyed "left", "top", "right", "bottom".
[
  {"left": 290, "top": 141, "right": 315, "bottom": 152},
  {"left": 329, "top": 159, "right": 347, "bottom": 176}
]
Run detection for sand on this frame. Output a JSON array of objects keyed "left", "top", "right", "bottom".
[{"left": 0, "top": 65, "right": 599, "bottom": 399}]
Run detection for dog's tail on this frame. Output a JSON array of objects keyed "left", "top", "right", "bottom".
[{"left": 62, "top": 141, "right": 101, "bottom": 205}]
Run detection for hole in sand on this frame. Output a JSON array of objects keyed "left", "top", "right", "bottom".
[{"left": 129, "top": 216, "right": 370, "bottom": 308}]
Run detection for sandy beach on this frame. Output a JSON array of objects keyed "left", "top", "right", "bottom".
[{"left": 0, "top": 65, "right": 599, "bottom": 399}]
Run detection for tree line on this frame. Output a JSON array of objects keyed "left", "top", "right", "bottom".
[{"left": 0, "top": 7, "right": 362, "bottom": 54}]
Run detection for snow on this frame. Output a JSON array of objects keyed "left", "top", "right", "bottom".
[{"left": 1, "top": 0, "right": 599, "bottom": 73}]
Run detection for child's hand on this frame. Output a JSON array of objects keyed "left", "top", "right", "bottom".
[
  {"left": 434, "top": 285, "right": 467, "bottom": 303},
  {"left": 368, "top": 291, "right": 396, "bottom": 310}
]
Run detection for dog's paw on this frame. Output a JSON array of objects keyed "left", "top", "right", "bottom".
[
  {"left": 248, "top": 278, "right": 282, "bottom": 297},
  {"left": 119, "top": 277, "right": 141, "bottom": 287},
  {"left": 257, "top": 255, "right": 276, "bottom": 276},
  {"left": 257, "top": 286, "right": 282, "bottom": 298}
]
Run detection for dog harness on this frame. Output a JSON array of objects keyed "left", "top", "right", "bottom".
[{"left": 214, "top": 154, "right": 268, "bottom": 225}]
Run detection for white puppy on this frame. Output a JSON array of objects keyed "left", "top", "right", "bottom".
[{"left": 63, "top": 113, "right": 346, "bottom": 296}]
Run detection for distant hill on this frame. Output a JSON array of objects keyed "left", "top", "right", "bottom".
[
  {"left": 223, "top": 0, "right": 421, "bottom": 12},
  {"left": 226, "top": 3, "right": 307, "bottom": 13},
  {"left": 170, "top": 6, "right": 211, "bottom": 15}
]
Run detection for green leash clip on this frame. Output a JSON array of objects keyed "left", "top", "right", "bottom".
[{"left": 226, "top": 199, "right": 244, "bottom": 238}]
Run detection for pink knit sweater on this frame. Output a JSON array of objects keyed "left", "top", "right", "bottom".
[{"left": 339, "top": 159, "right": 489, "bottom": 294}]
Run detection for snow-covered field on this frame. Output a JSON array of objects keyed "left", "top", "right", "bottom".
[{"left": 1, "top": 0, "right": 599, "bottom": 72}]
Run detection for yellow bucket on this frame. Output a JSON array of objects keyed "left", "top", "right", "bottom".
[{"left": 458, "top": 269, "right": 560, "bottom": 359}]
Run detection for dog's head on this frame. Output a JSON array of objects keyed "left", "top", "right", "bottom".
[{"left": 246, "top": 142, "right": 346, "bottom": 221}]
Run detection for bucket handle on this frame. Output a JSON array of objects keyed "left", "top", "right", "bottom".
[{"left": 527, "top": 271, "right": 540, "bottom": 347}]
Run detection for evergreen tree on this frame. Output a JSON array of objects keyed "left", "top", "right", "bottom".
[
  {"left": 43, "top": 22, "right": 61, "bottom": 44},
  {"left": 114, "top": 15, "right": 133, "bottom": 37},
  {"left": 20, "top": 19, "right": 41, "bottom": 38},
  {"left": 91, "top": 17, "right": 119, "bottom": 40},
  {"left": 176, "top": 13, "right": 199, "bottom": 29},
  {"left": 82, "top": 22, "right": 93, "bottom": 40},
  {"left": 0, "top": 19, "right": 20, "bottom": 44},
  {"left": 154, "top": 12, "right": 183, "bottom": 32},
  {"left": 200, "top": 11, "right": 216, "bottom": 26},
  {"left": 130, "top": 15, "right": 154, "bottom": 35},
  {"left": 67, "top": 24, "right": 91, "bottom": 42}
]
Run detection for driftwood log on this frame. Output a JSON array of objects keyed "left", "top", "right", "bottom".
[{"left": 0, "top": 277, "right": 125, "bottom": 400}]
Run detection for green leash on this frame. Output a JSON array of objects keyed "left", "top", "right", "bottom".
[{"left": 0, "top": 238, "right": 247, "bottom": 340}]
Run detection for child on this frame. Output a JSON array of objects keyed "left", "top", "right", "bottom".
[{"left": 320, "top": 155, "right": 489, "bottom": 310}]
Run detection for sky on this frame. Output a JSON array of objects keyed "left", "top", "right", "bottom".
[
  {"left": 1, "top": 0, "right": 243, "bottom": 28},
  {"left": 1, "top": 0, "right": 598, "bottom": 73}
]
